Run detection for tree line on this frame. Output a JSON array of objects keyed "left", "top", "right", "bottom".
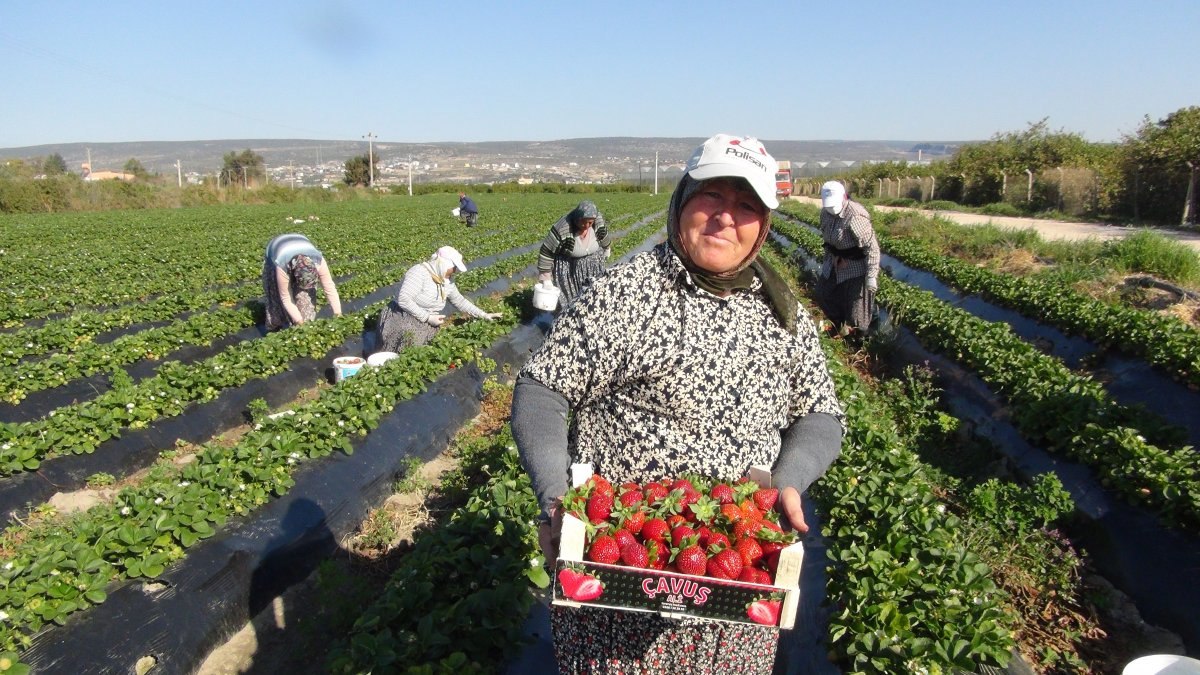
[
  {"left": 822, "top": 107, "right": 1199, "bottom": 226},
  {"left": 4, "top": 107, "right": 1197, "bottom": 225}
]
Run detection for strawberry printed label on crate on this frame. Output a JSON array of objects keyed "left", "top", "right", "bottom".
[{"left": 552, "top": 464, "right": 803, "bottom": 628}]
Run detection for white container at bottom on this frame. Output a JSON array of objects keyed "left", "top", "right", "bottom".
[
  {"left": 332, "top": 356, "right": 366, "bottom": 382},
  {"left": 1123, "top": 655, "right": 1200, "bottom": 675},
  {"left": 532, "top": 281, "right": 561, "bottom": 311},
  {"left": 367, "top": 351, "right": 400, "bottom": 367}
]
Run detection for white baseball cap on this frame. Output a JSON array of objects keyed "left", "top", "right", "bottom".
[
  {"left": 685, "top": 134, "right": 780, "bottom": 210},
  {"left": 435, "top": 245, "right": 467, "bottom": 272},
  {"left": 820, "top": 181, "right": 847, "bottom": 209}
]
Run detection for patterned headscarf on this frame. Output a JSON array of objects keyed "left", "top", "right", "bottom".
[
  {"left": 288, "top": 254, "right": 319, "bottom": 290},
  {"left": 568, "top": 201, "right": 600, "bottom": 235}
]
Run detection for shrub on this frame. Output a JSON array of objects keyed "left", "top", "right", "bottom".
[
  {"left": 925, "top": 200, "right": 959, "bottom": 211},
  {"left": 979, "top": 202, "right": 1025, "bottom": 217}
]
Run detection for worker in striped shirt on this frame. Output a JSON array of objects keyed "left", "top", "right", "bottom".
[{"left": 536, "top": 201, "right": 612, "bottom": 308}]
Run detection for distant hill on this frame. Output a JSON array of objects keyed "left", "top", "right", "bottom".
[{"left": 0, "top": 137, "right": 968, "bottom": 177}]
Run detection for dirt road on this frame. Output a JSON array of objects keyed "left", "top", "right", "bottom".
[{"left": 788, "top": 196, "right": 1200, "bottom": 253}]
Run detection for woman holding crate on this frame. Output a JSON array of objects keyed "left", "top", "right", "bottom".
[{"left": 512, "top": 134, "right": 845, "bottom": 673}]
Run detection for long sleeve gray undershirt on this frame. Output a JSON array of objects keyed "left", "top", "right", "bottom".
[{"left": 511, "top": 376, "right": 844, "bottom": 518}]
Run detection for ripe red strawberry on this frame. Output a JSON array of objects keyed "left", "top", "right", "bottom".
[
  {"left": 764, "top": 550, "right": 782, "bottom": 576},
  {"left": 618, "top": 488, "right": 643, "bottom": 508},
  {"left": 738, "top": 566, "right": 773, "bottom": 585},
  {"left": 733, "top": 519, "right": 765, "bottom": 541},
  {"left": 589, "top": 474, "right": 614, "bottom": 497},
  {"left": 758, "top": 519, "right": 783, "bottom": 533},
  {"left": 679, "top": 489, "right": 701, "bottom": 521},
  {"left": 675, "top": 544, "right": 708, "bottom": 576},
  {"left": 706, "top": 549, "right": 744, "bottom": 580},
  {"left": 666, "top": 514, "right": 688, "bottom": 529},
  {"left": 586, "top": 492, "right": 614, "bottom": 524},
  {"left": 643, "top": 482, "right": 669, "bottom": 505},
  {"left": 670, "top": 477, "right": 696, "bottom": 493},
  {"left": 706, "top": 531, "right": 731, "bottom": 551},
  {"left": 759, "top": 540, "right": 786, "bottom": 561},
  {"left": 685, "top": 495, "right": 719, "bottom": 523},
  {"left": 671, "top": 525, "right": 696, "bottom": 548},
  {"left": 752, "top": 488, "right": 779, "bottom": 512},
  {"left": 613, "top": 528, "right": 638, "bottom": 551},
  {"left": 641, "top": 517, "right": 670, "bottom": 543},
  {"left": 620, "top": 507, "right": 646, "bottom": 535},
  {"left": 734, "top": 537, "right": 764, "bottom": 567},
  {"left": 621, "top": 541, "right": 650, "bottom": 568},
  {"left": 710, "top": 482, "right": 735, "bottom": 504},
  {"left": 646, "top": 539, "right": 668, "bottom": 570},
  {"left": 746, "top": 599, "right": 782, "bottom": 625},
  {"left": 587, "top": 535, "right": 621, "bottom": 564}
]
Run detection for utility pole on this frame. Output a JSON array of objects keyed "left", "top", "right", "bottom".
[
  {"left": 654, "top": 151, "right": 659, "bottom": 195},
  {"left": 362, "top": 132, "right": 377, "bottom": 187},
  {"left": 176, "top": 160, "right": 182, "bottom": 188},
  {"left": 407, "top": 154, "right": 413, "bottom": 196}
]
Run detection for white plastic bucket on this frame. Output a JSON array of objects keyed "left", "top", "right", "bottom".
[
  {"left": 532, "top": 281, "right": 560, "bottom": 311},
  {"left": 1123, "top": 656, "right": 1200, "bottom": 675},
  {"left": 451, "top": 207, "right": 461, "bottom": 217},
  {"left": 332, "top": 356, "right": 366, "bottom": 382},
  {"left": 367, "top": 351, "right": 399, "bottom": 367}
]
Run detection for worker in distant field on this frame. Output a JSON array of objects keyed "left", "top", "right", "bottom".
[
  {"left": 262, "top": 233, "right": 343, "bottom": 330},
  {"left": 536, "top": 200, "right": 612, "bottom": 308},
  {"left": 815, "top": 180, "right": 880, "bottom": 336},
  {"left": 457, "top": 192, "right": 479, "bottom": 227},
  {"left": 373, "top": 246, "right": 502, "bottom": 354}
]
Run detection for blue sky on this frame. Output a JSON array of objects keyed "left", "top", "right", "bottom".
[{"left": 1, "top": 1, "right": 1196, "bottom": 148}]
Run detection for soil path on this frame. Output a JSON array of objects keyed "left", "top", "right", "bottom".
[{"left": 788, "top": 196, "right": 1200, "bottom": 253}]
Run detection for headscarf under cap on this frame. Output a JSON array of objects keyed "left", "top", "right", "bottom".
[{"left": 667, "top": 174, "right": 798, "bottom": 334}]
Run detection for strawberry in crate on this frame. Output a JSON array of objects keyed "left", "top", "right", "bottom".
[{"left": 561, "top": 472, "right": 798, "bottom": 585}]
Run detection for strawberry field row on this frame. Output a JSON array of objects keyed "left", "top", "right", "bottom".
[
  {"left": 0, "top": 195, "right": 663, "bottom": 326},
  {"left": 874, "top": 229, "right": 1200, "bottom": 388},
  {"left": 2, "top": 209, "right": 670, "bottom": 670},
  {"left": 772, "top": 218, "right": 1200, "bottom": 532},
  {"left": 0, "top": 206, "right": 667, "bottom": 477}
]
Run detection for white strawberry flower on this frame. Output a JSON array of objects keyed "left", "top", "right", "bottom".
[{"left": 154, "top": 497, "right": 164, "bottom": 505}]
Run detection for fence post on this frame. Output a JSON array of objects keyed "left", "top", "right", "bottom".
[
  {"left": 1184, "top": 161, "right": 1196, "bottom": 226},
  {"left": 1057, "top": 167, "right": 1064, "bottom": 211}
]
